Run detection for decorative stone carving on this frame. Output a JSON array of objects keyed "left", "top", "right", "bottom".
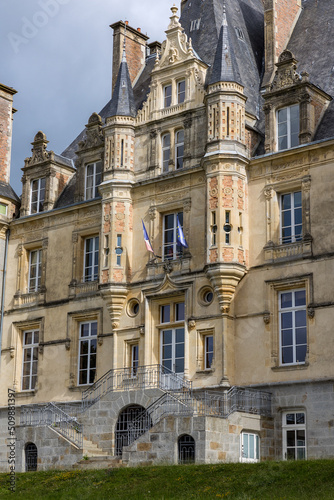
[
  {"left": 101, "top": 287, "right": 128, "bottom": 329},
  {"left": 307, "top": 305, "right": 315, "bottom": 319},
  {"left": 78, "top": 112, "right": 104, "bottom": 151},
  {"left": 148, "top": 206, "right": 157, "bottom": 220},
  {"left": 263, "top": 312, "right": 270, "bottom": 324},
  {"left": 188, "top": 319, "right": 196, "bottom": 330},
  {"left": 271, "top": 50, "right": 301, "bottom": 91},
  {"left": 65, "top": 339, "right": 71, "bottom": 351},
  {"left": 163, "top": 261, "right": 173, "bottom": 274},
  {"left": 25, "top": 131, "right": 51, "bottom": 166}
]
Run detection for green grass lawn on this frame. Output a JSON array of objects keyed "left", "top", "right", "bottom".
[{"left": 1, "top": 460, "right": 334, "bottom": 499}]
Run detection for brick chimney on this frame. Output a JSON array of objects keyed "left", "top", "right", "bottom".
[
  {"left": 0, "top": 84, "right": 17, "bottom": 184},
  {"left": 110, "top": 21, "right": 149, "bottom": 94},
  {"left": 262, "top": 0, "right": 302, "bottom": 87}
]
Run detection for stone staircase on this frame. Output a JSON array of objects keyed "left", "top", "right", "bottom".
[{"left": 74, "top": 456, "right": 126, "bottom": 470}]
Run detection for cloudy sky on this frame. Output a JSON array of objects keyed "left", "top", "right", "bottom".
[{"left": 0, "top": 0, "right": 173, "bottom": 195}]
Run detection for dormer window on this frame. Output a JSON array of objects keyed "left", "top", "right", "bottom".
[
  {"left": 164, "top": 84, "right": 172, "bottom": 108},
  {"left": 30, "top": 177, "right": 46, "bottom": 214},
  {"left": 277, "top": 104, "right": 299, "bottom": 151},
  {"left": 85, "top": 161, "right": 102, "bottom": 200},
  {"left": 177, "top": 80, "right": 185, "bottom": 104}
]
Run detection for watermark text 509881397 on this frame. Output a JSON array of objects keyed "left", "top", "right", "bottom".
[
  {"left": 8, "top": 388, "right": 16, "bottom": 493},
  {"left": 8, "top": 0, "right": 72, "bottom": 54}
]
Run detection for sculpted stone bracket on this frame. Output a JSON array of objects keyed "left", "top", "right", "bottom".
[
  {"left": 206, "top": 264, "right": 246, "bottom": 315},
  {"left": 100, "top": 287, "right": 128, "bottom": 329}
]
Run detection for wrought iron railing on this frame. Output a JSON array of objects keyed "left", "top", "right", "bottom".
[
  {"left": 20, "top": 402, "right": 83, "bottom": 449},
  {"left": 81, "top": 364, "right": 192, "bottom": 409}
]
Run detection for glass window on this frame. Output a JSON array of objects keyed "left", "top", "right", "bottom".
[
  {"left": 30, "top": 178, "right": 46, "bottom": 214},
  {"left": 0, "top": 203, "right": 7, "bottom": 215},
  {"left": 131, "top": 344, "right": 139, "bottom": 376},
  {"left": 241, "top": 432, "right": 260, "bottom": 462},
  {"left": 162, "top": 133, "right": 171, "bottom": 173},
  {"left": 283, "top": 411, "right": 306, "bottom": 460},
  {"left": 164, "top": 84, "right": 172, "bottom": 108},
  {"left": 163, "top": 212, "right": 183, "bottom": 261},
  {"left": 28, "top": 249, "right": 42, "bottom": 293},
  {"left": 277, "top": 104, "right": 299, "bottom": 150},
  {"left": 177, "top": 80, "right": 185, "bottom": 104},
  {"left": 78, "top": 321, "right": 97, "bottom": 385},
  {"left": 85, "top": 161, "right": 102, "bottom": 200},
  {"left": 281, "top": 191, "right": 302, "bottom": 244},
  {"left": 205, "top": 335, "right": 214, "bottom": 369},
  {"left": 22, "top": 330, "right": 39, "bottom": 391},
  {"left": 84, "top": 236, "right": 99, "bottom": 282},
  {"left": 175, "top": 130, "right": 184, "bottom": 170},
  {"left": 279, "top": 289, "right": 307, "bottom": 365}
]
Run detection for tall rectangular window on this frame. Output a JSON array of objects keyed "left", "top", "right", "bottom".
[
  {"left": 78, "top": 321, "right": 97, "bottom": 385},
  {"left": 279, "top": 289, "right": 307, "bottom": 365},
  {"left": 175, "top": 130, "right": 184, "bottom": 170},
  {"left": 277, "top": 104, "right": 299, "bottom": 150},
  {"left": 85, "top": 161, "right": 102, "bottom": 200},
  {"left": 162, "top": 133, "right": 171, "bottom": 173},
  {"left": 281, "top": 191, "right": 302, "bottom": 244},
  {"left": 164, "top": 84, "right": 172, "bottom": 108},
  {"left": 177, "top": 80, "right": 185, "bottom": 103},
  {"left": 205, "top": 335, "right": 214, "bottom": 369},
  {"left": 163, "top": 212, "right": 183, "bottom": 261},
  {"left": 84, "top": 236, "right": 99, "bottom": 282},
  {"left": 283, "top": 412, "right": 306, "bottom": 460},
  {"left": 22, "top": 330, "right": 39, "bottom": 391},
  {"left": 30, "top": 178, "right": 46, "bottom": 214},
  {"left": 28, "top": 249, "right": 42, "bottom": 292},
  {"left": 241, "top": 432, "right": 260, "bottom": 462},
  {"left": 131, "top": 344, "right": 139, "bottom": 376}
]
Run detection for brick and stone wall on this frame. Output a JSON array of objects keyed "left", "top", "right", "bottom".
[{"left": 0, "top": 84, "right": 16, "bottom": 184}]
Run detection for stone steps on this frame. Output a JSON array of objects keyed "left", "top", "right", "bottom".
[
  {"left": 83, "top": 436, "right": 109, "bottom": 457},
  {"left": 74, "top": 456, "right": 127, "bottom": 470}
]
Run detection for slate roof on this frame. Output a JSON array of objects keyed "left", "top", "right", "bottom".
[
  {"left": 0, "top": 181, "right": 19, "bottom": 203},
  {"left": 103, "top": 49, "right": 136, "bottom": 118}
]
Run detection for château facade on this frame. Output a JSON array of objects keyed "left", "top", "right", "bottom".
[{"left": 0, "top": 0, "right": 334, "bottom": 471}]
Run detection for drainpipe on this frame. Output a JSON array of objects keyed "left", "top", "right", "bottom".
[{"left": 0, "top": 228, "right": 9, "bottom": 369}]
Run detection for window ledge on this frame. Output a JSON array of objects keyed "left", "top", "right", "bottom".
[
  {"left": 272, "top": 362, "right": 309, "bottom": 372},
  {"left": 69, "top": 280, "right": 99, "bottom": 297},
  {"left": 264, "top": 239, "right": 312, "bottom": 263},
  {"left": 196, "top": 368, "right": 215, "bottom": 374},
  {"left": 14, "top": 390, "right": 36, "bottom": 398},
  {"left": 13, "top": 290, "right": 46, "bottom": 308}
]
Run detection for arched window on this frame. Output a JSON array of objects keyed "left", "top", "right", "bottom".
[
  {"left": 175, "top": 130, "right": 184, "bottom": 170},
  {"left": 162, "top": 133, "right": 171, "bottom": 173},
  {"left": 115, "top": 405, "right": 152, "bottom": 456},
  {"left": 25, "top": 442, "right": 38, "bottom": 471},
  {"left": 178, "top": 434, "right": 195, "bottom": 464}
]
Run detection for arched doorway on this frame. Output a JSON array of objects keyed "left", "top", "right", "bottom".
[
  {"left": 25, "top": 442, "right": 38, "bottom": 471},
  {"left": 115, "top": 405, "right": 151, "bottom": 456},
  {"left": 178, "top": 434, "right": 195, "bottom": 464}
]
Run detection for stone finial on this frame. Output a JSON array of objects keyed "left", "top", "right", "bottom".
[
  {"left": 28, "top": 130, "right": 50, "bottom": 165},
  {"left": 168, "top": 4, "right": 181, "bottom": 30}
]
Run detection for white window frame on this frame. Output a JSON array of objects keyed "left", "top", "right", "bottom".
[
  {"left": 177, "top": 80, "right": 186, "bottom": 104},
  {"left": 280, "top": 191, "right": 302, "bottom": 244},
  {"left": 28, "top": 249, "right": 42, "bottom": 293},
  {"left": 163, "top": 84, "right": 172, "bottom": 108},
  {"left": 83, "top": 236, "right": 99, "bottom": 282},
  {"left": 282, "top": 411, "right": 306, "bottom": 460},
  {"left": 279, "top": 288, "right": 307, "bottom": 366},
  {"left": 22, "top": 330, "right": 39, "bottom": 391},
  {"left": 240, "top": 432, "right": 260, "bottom": 462},
  {"left": 30, "top": 177, "right": 46, "bottom": 214},
  {"left": 78, "top": 320, "right": 97, "bottom": 386},
  {"left": 175, "top": 129, "right": 184, "bottom": 170},
  {"left": 277, "top": 104, "right": 300, "bottom": 151},
  {"left": 85, "top": 161, "right": 102, "bottom": 200},
  {"left": 204, "top": 335, "right": 214, "bottom": 370},
  {"left": 163, "top": 212, "right": 184, "bottom": 261}
]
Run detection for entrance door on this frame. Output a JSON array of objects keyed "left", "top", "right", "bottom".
[
  {"left": 161, "top": 328, "right": 184, "bottom": 389},
  {"left": 25, "top": 443, "right": 38, "bottom": 471}
]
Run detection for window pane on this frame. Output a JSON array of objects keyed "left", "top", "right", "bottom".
[
  {"left": 162, "top": 329, "right": 172, "bottom": 344},
  {"left": 286, "top": 413, "right": 296, "bottom": 425},
  {"left": 249, "top": 434, "right": 255, "bottom": 459},
  {"left": 243, "top": 434, "right": 249, "bottom": 458},
  {"left": 282, "top": 346, "right": 293, "bottom": 364},
  {"left": 281, "top": 293, "right": 292, "bottom": 308},
  {"left": 161, "top": 305, "right": 170, "bottom": 323},
  {"left": 175, "top": 358, "right": 184, "bottom": 373},
  {"left": 295, "top": 310, "right": 306, "bottom": 327},
  {"left": 296, "top": 345, "right": 307, "bottom": 363},
  {"left": 281, "top": 312, "right": 292, "bottom": 329},
  {"left": 175, "top": 328, "right": 184, "bottom": 343},
  {"left": 175, "top": 302, "right": 185, "bottom": 321},
  {"left": 282, "top": 329, "right": 293, "bottom": 347},
  {"left": 296, "top": 413, "right": 305, "bottom": 424},
  {"left": 278, "top": 108, "right": 287, "bottom": 123},
  {"left": 165, "top": 214, "right": 174, "bottom": 230},
  {"left": 296, "top": 327, "right": 307, "bottom": 345},
  {"left": 163, "top": 345, "right": 172, "bottom": 359},
  {"left": 175, "top": 343, "right": 184, "bottom": 358},
  {"left": 295, "top": 290, "right": 306, "bottom": 307},
  {"left": 287, "top": 430, "right": 296, "bottom": 447}
]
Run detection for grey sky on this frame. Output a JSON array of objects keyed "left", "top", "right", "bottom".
[{"left": 0, "top": 0, "right": 173, "bottom": 195}]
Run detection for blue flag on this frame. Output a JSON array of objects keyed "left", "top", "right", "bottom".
[{"left": 177, "top": 215, "right": 188, "bottom": 248}]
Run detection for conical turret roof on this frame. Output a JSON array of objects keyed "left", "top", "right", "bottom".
[{"left": 108, "top": 49, "right": 136, "bottom": 118}]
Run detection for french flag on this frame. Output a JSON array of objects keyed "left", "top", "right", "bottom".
[{"left": 142, "top": 220, "right": 154, "bottom": 254}]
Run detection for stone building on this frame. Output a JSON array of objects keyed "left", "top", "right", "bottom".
[{"left": 0, "top": 0, "right": 334, "bottom": 471}]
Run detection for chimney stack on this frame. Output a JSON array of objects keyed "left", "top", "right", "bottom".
[{"left": 0, "top": 84, "right": 17, "bottom": 184}]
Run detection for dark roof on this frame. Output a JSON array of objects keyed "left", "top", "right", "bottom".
[
  {"left": 180, "top": 0, "right": 264, "bottom": 118},
  {"left": 287, "top": 0, "right": 334, "bottom": 140},
  {"left": 209, "top": 7, "right": 241, "bottom": 85},
  {"left": 0, "top": 181, "right": 20, "bottom": 203},
  {"left": 54, "top": 173, "right": 76, "bottom": 208},
  {"left": 104, "top": 50, "right": 136, "bottom": 118}
]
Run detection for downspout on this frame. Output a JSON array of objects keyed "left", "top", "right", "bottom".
[{"left": 0, "top": 228, "right": 9, "bottom": 369}]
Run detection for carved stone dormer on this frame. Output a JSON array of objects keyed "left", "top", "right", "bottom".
[
  {"left": 263, "top": 50, "right": 332, "bottom": 153},
  {"left": 74, "top": 112, "right": 104, "bottom": 203},
  {"left": 20, "top": 131, "right": 75, "bottom": 216}
]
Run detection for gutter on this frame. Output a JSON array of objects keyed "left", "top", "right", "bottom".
[{"left": 0, "top": 228, "right": 9, "bottom": 369}]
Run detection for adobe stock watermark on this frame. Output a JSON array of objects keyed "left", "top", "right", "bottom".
[
  {"left": 8, "top": 0, "right": 71, "bottom": 54},
  {"left": 7, "top": 388, "right": 16, "bottom": 493}
]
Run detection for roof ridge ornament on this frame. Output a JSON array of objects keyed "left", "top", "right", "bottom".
[
  {"left": 222, "top": 0, "right": 227, "bottom": 27},
  {"left": 122, "top": 21, "right": 127, "bottom": 63}
]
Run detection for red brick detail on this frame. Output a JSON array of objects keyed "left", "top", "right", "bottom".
[
  {"left": 104, "top": 203, "right": 111, "bottom": 234},
  {"left": 238, "top": 248, "right": 244, "bottom": 265},
  {"left": 275, "top": 1, "right": 300, "bottom": 60},
  {"left": 102, "top": 269, "right": 109, "bottom": 284},
  {"left": 0, "top": 97, "right": 12, "bottom": 183},
  {"left": 222, "top": 176, "right": 233, "bottom": 208},
  {"left": 112, "top": 269, "right": 124, "bottom": 282},
  {"left": 223, "top": 248, "right": 234, "bottom": 262},
  {"left": 56, "top": 172, "right": 70, "bottom": 196},
  {"left": 129, "top": 204, "right": 133, "bottom": 232},
  {"left": 237, "top": 178, "right": 244, "bottom": 211},
  {"left": 209, "top": 177, "right": 218, "bottom": 209},
  {"left": 115, "top": 202, "right": 125, "bottom": 232},
  {"left": 245, "top": 250, "right": 249, "bottom": 268},
  {"left": 209, "top": 248, "right": 218, "bottom": 263}
]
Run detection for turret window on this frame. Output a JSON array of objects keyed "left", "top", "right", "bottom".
[
  {"left": 85, "top": 161, "right": 102, "bottom": 200},
  {"left": 277, "top": 104, "right": 299, "bottom": 150},
  {"left": 30, "top": 177, "right": 46, "bottom": 214}
]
